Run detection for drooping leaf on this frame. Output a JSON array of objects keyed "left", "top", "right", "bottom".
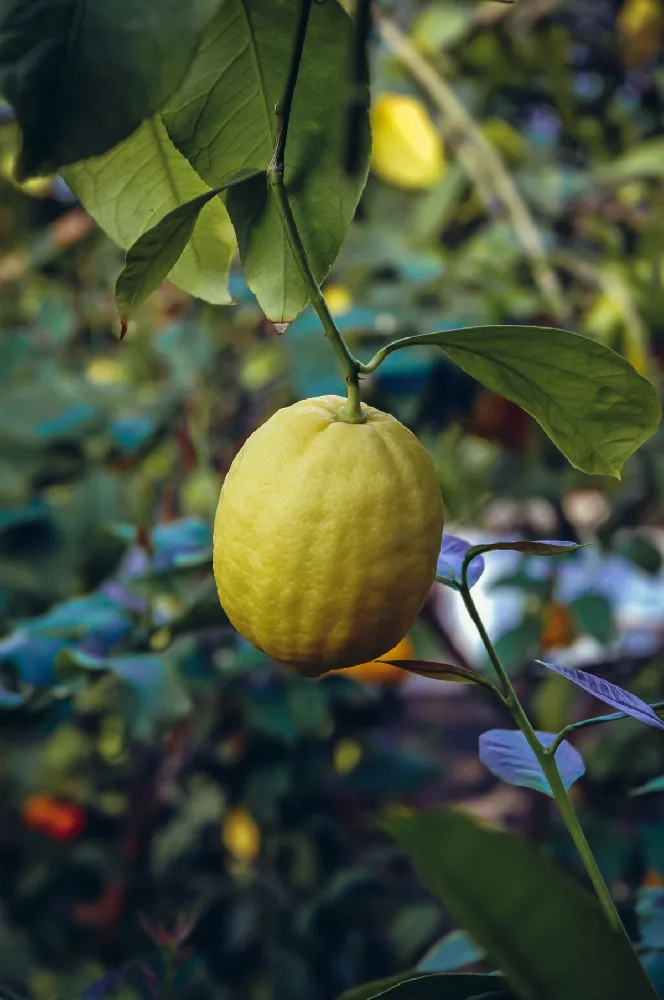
[
  {"left": 336, "top": 973, "right": 511, "bottom": 1000},
  {"left": 436, "top": 535, "right": 485, "bottom": 590},
  {"left": 538, "top": 661, "right": 664, "bottom": 730},
  {"left": 382, "top": 660, "right": 498, "bottom": 694},
  {"left": 115, "top": 168, "right": 260, "bottom": 319},
  {"left": 63, "top": 118, "right": 235, "bottom": 305},
  {"left": 163, "top": 0, "right": 370, "bottom": 322},
  {"left": 0, "top": 0, "right": 219, "bottom": 178},
  {"left": 383, "top": 808, "right": 658, "bottom": 1000},
  {"left": 116, "top": 190, "right": 222, "bottom": 320},
  {"left": 478, "top": 729, "right": 585, "bottom": 796},
  {"left": 377, "top": 327, "right": 661, "bottom": 477},
  {"left": 417, "top": 930, "right": 484, "bottom": 973}
]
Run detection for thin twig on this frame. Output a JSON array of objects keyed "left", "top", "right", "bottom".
[{"left": 376, "top": 14, "right": 570, "bottom": 326}]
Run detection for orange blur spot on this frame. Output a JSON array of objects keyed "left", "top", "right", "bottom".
[
  {"left": 326, "top": 636, "right": 415, "bottom": 685},
  {"left": 21, "top": 794, "right": 85, "bottom": 841}
]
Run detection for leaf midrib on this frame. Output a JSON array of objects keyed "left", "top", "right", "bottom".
[{"left": 149, "top": 117, "right": 206, "bottom": 270}]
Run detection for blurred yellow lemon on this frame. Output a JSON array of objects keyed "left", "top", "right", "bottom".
[
  {"left": 334, "top": 738, "right": 363, "bottom": 774},
  {"left": 222, "top": 807, "right": 261, "bottom": 863},
  {"left": 214, "top": 396, "right": 444, "bottom": 676},
  {"left": 371, "top": 94, "right": 445, "bottom": 190},
  {"left": 324, "top": 283, "right": 353, "bottom": 316},
  {"left": 618, "top": 0, "right": 664, "bottom": 66}
]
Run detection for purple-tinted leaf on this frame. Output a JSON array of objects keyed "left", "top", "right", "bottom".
[
  {"left": 436, "top": 535, "right": 485, "bottom": 591},
  {"left": 81, "top": 969, "right": 125, "bottom": 1000},
  {"left": 479, "top": 729, "right": 585, "bottom": 796},
  {"left": 470, "top": 540, "right": 584, "bottom": 558},
  {"left": 538, "top": 660, "right": 664, "bottom": 730}
]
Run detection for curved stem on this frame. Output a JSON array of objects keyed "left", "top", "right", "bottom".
[
  {"left": 267, "top": 0, "right": 364, "bottom": 423},
  {"left": 357, "top": 331, "right": 432, "bottom": 376},
  {"left": 548, "top": 700, "right": 664, "bottom": 756},
  {"left": 459, "top": 571, "right": 624, "bottom": 935}
]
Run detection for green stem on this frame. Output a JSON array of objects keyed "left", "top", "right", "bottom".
[
  {"left": 550, "top": 700, "right": 664, "bottom": 755},
  {"left": 459, "top": 564, "right": 624, "bottom": 934},
  {"left": 357, "top": 331, "right": 433, "bottom": 376},
  {"left": 267, "top": 0, "right": 364, "bottom": 423}
]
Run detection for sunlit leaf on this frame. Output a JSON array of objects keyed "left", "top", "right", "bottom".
[
  {"left": 64, "top": 118, "right": 235, "bottom": 305},
  {"left": 115, "top": 168, "right": 259, "bottom": 319},
  {"left": 377, "top": 326, "right": 661, "bottom": 477}
]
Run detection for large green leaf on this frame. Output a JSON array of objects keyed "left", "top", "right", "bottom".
[
  {"left": 163, "top": 0, "right": 370, "bottom": 322},
  {"left": 383, "top": 809, "right": 658, "bottom": 1000},
  {"left": 0, "top": 0, "right": 218, "bottom": 179},
  {"left": 336, "top": 973, "right": 511, "bottom": 1000},
  {"left": 64, "top": 117, "right": 235, "bottom": 305},
  {"left": 373, "top": 326, "right": 660, "bottom": 477}
]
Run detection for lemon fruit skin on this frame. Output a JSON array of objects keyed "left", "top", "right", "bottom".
[
  {"left": 371, "top": 93, "right": 445, "bottom": 190},
  {"left": 214, "top": 396, "right": 444, "bottom": 677}
]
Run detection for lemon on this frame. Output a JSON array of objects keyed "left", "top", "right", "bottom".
[
  {"left": 371, "top": 93, "right": 445, "bottom": 190},
  {"left": 213, "top": 396, "right": 444, "bottom": 676},
  {"left": 618, "top": 0, "right": 663, "bottom": 66}
]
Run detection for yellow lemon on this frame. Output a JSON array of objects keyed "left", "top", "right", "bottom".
[
  {"left": 371, "top": 93, "right": 445, "bottom": 190},
  {"left": 213, "top": 396, "right": 444, "bottom": 677},
  {"left": 222, "top": 807, "right": 261, "bottom": 863},
  {"left": 618, "top": 0, "right": 663, "bottom": 66}
]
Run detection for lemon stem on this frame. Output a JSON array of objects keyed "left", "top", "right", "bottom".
[{"left": 267, "top": 0, "right": 365, "bottom": 424}]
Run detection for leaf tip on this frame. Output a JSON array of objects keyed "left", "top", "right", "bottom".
[{"left": 119, "top": 319, "right": 129, "bottom": 341}]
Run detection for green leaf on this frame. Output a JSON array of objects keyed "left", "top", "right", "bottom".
[
  {"left": 631, "top": 776, "right": 664, "bottom": 796},
  {"left": 376, "top": 327, "right": 661, "bottom": 477},
  {"left": 116, "top": 168, "right": 260, "bottom": 319},
  {"left": 382, "top": 660, "right": 498, "bottom": 695},
  {"left": 569, "top": 593, "right": 613, "bottom": 643},
  {"left": 417, "top": 930, "right": 485, "bottom": 973},
  {"left": 0, "top": 0, "right": 219, "bottom": 179},
  {"left": 489, "top": 618, "right": 541, "bottom": 675},
  {"left": 115, "top": 189, "right": 221, "bottom": 320},
  {"left": 55, "top": 648, "right": 192, "bottom": 740},
  {"left": 383, "top": 808, "right": 658, "bottom": 1000},
  {"left": 336, "top": 973, "right": 510, "bottom": 1000},
  {"left": 63, "top": 117, "right": 235, "bottom": 305},
  {"left": 163, "top": 0, "right": 370, "bottom": 322}
]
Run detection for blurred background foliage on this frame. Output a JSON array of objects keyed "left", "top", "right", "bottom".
[{"left": 3, "top": 0, "right": 664, "bottom": 997}]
